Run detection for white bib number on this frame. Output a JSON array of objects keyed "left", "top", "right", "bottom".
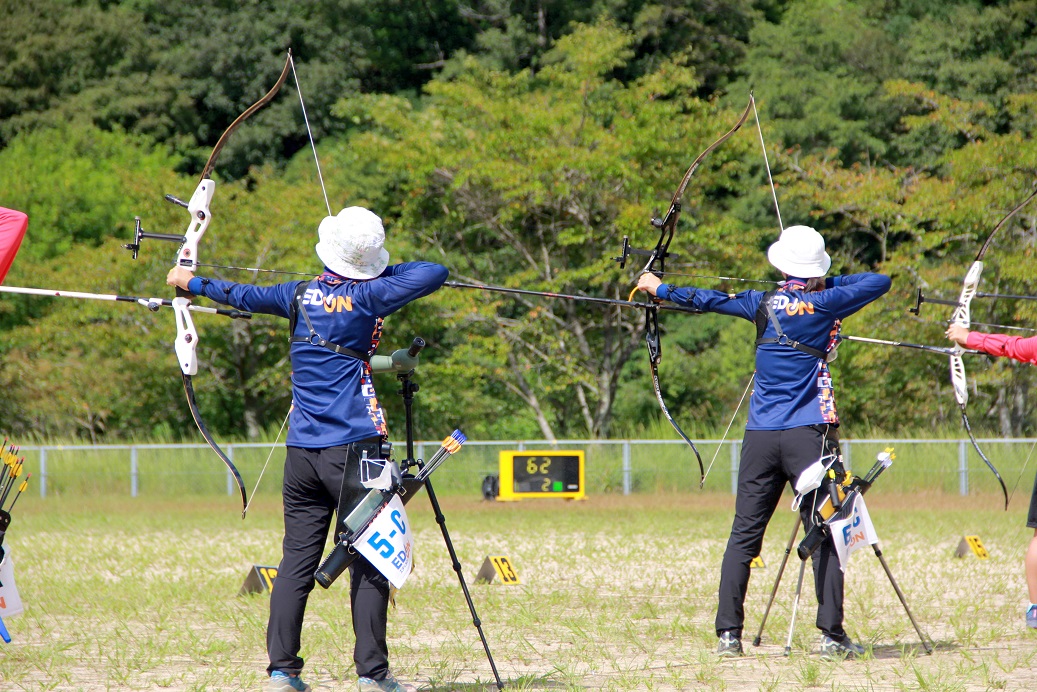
[
  {"left": 0, "top": 550, "right": 25, "bottom": 617},
  {"left": 354, "top": 495, "right": 413, "bottom": 589}
]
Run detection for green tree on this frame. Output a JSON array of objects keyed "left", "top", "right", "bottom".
[
  {"left": 777, "top": 82, "right": 1037, "bottom": 435},
  {"left": 0, "top": 125, "right": 324, "bottom": 441},
  {"left": 0, "top": 124, "right": 180, "bottom": 263},
  {"left": 325, "top": 21, "right": 770, "bottom": 440}
]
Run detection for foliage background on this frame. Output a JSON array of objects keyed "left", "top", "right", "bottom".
[{"left": 1, "top": 0, "right": 1036, "bottom": 445}]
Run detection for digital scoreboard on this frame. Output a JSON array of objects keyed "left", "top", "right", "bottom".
[{"left": 496, "top": 451, "right": 585, "bottom": 501}]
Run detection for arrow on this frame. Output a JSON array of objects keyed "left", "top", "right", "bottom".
[{"left": 444, "top": 280, "right": 703, "bottom": 314}]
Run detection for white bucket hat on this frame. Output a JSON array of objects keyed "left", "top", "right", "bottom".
[
  {"left": 767, "top": 225, "right": 831, "bottom": 278},
  {"left": 315, "top": 207, "right": 390, "bottom": 279}
]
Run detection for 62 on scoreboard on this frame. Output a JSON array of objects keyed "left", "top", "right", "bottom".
[{"left": 497, "top": 450, "right": 585, "bottom": 501}]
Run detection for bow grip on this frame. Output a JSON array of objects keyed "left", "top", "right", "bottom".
[
  {"left": 644, "top": 308, "right": 662, "bottom": 364},
  {"left": 172, "top": 293, "right": 199, "bottom": 376}
]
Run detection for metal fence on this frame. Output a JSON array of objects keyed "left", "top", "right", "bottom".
[{"left": 9, "top": 437, "right": 1035, "bottom": 499}]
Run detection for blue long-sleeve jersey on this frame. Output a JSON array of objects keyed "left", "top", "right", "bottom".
[
  {"left": 187, "top": 261, "right": 448, "bottom": 447},
  {"left": 657, "top": 273, "right": 891, "bottom": 430}
]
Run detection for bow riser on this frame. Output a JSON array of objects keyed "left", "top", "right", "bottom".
[
  {"left": 172, "top": 179, "right": 216, "bottom": 377},
  {"left": 949, "top": 260, "right": 983, "bottom": 408},
  {"left": 949, "top": 261, "right": 982, "bottom": 333},
  {"left": 949, "top": 353, "right": 968, "bottom": 408},
  {"left": 178, "top": 180, "right": 215, "bottom": 270},
  {"left": 173, "top": 298, "right": 199, "bottom": 376},
  {"left": 644, "top": 308, "right": 661, "bottom": 365}
]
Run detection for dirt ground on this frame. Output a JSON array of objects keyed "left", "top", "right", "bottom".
[{"left": 2, "top": 493, "right": 1035, "bottom": 690}]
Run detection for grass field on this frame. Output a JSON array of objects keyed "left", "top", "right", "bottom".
[{"left": 0, "top": 486, "right": 1034, "bottom": 691}]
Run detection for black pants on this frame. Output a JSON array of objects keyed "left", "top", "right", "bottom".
[
  {"left": 267, "top": 439, "right": 392, "bottom": 680},
  {"left": 715, "top": 425, "right": 848, "bottom": 642}
]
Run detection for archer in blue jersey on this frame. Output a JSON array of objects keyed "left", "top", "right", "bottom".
[
  {"left": 656, "top": 272, "right": 890, "bottom": 430},
  {"left": 180, "top": 261, "right": 447, "bottom": 448},
  {"left": 637, "top": 225, "right": 890, "bottom": 659},
  {"left": 169, "top": 206, "right": 440, "bottom": 692}
]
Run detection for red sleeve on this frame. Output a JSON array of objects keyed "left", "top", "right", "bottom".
[
  {"left": 0, "top": 207, "right": 28, "bottom": 284},
  {"left": 965, "top": 330, "right": 1037, "bottom": 364}
]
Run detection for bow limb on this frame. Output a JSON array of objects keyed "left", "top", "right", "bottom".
[
  {"left": 948, "top": 260, "right": 981, "bottom": 410},
  {"left": 958, "top": 398, "right": 1009, "bottom": 510},
  {"left": 639, "top": 95, "right": 756, "bottom": 279},
  {"left": 951, "top": 340, "right": 1008, "bottom": 508},
  {"left": 199, "top": 53, "right": 293, "bottom": 182},
  {"left": 973, "top": 186, "right": 1037, "bottom": 261},
  {"left": 645, "top": 304, "right": 703, "bottom": 484},
  {"left": 173, "top": 50, "right": 293, "bottom": 517},
  {"left": 635, "top": 96, "right": 755, "bottom": 479},
  {"left": 183, "top": 375, "right": 247, "bottom": 512}
]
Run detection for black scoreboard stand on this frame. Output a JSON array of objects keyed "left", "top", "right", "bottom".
[
  {"left": 487, "top": 451, "right": 586, "bottom": 501},
  {"left": 396, "top": 345, "right": 505, "bottom": 690}
]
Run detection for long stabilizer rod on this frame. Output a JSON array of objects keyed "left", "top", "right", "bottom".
[
  {"left": 842, "top": 335, "right": 979, "bottom": 356},
  {"left": 0, "top": 285, "right": 251, "bottom": 319}
]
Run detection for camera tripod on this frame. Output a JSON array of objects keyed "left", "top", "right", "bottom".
[{"left": 313, "top": 338, "right": 505, "bottom": 689}]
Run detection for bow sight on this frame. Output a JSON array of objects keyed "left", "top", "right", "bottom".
[
  {"left": 909, "top": 288, "right": 1037, "bottom": 333},
  {"left": 611, "top": 235, "right": 680, "bottom": 270},
  {"left": 123, "top": 214, "right": 190, "bottom": 261}
]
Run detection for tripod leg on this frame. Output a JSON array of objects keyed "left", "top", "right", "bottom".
[
  {"left": 424, "top": 477, "right": 506, "bottom": 689},
  {"left": 784, "top": 558, "right": 807, "bottom": 656},
  {"left": 754, "top": 515, "right": 802, "bottom": 647},
  {"left": 872, "top": 545, "right": 933, "bottom": 654}
]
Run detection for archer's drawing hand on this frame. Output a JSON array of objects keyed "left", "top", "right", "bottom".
[
  {"left": 945, "top": 324, "right": 970, "bottom": 347},
  {"left": 636, "top": 272, "right": 662, "bottom": 297},
  {"left": 166, "top": 266, "right": 195, "bottom": 291}
]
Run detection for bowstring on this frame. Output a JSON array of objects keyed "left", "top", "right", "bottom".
[
  {"left": 241, "top": 55, "right": 327, "bottom": 514},
  {"left": 244, "top": 406, "right": 292, "bottom": 514},
  {"left": 1007, "top": 438, "right": 1037, "bottom": 508},
  {"left": 702, "top": 95, "right": 781, "bottom": 486},
  {"left": 752, "top": 94, "right": 783, "bottom": 232},
  {"left": 702, "top": 373, "right": 754, "bottom": 486},
  {"left": 290, "top": 53, "right": 333, "bottom": 217}
]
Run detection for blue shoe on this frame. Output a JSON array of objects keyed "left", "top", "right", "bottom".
[
  {"left": 270, "top": 670, "right": 311, "bottom": 692},
  {"left": 1026, "top": 604, "right": 1037, "bottom": 629}
]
